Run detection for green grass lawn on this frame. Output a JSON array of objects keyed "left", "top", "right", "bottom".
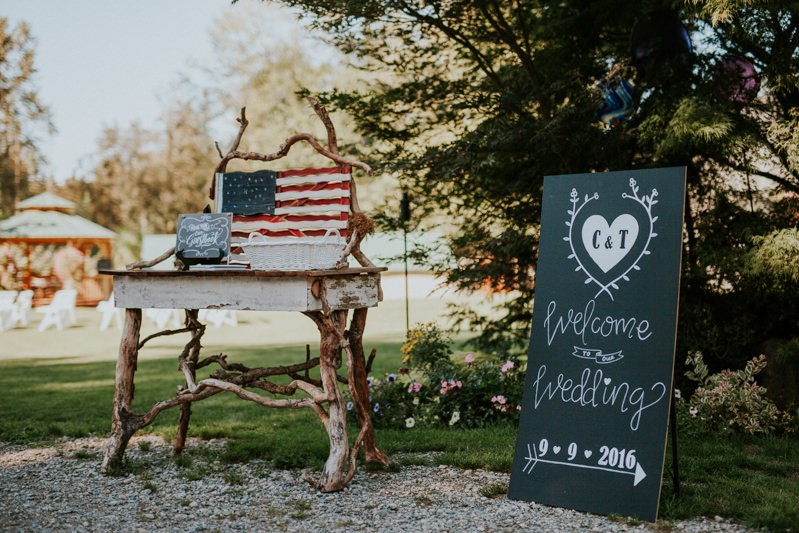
[{"left": 2, "top": 305, "right": 798, "bottom": 531}]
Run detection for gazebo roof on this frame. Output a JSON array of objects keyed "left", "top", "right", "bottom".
[
  {"left": 0, "top": 209, "right": 117, "bottom": 241},
  {"left": 0, "top": 193, "right": 116, "bottom": 241},
  {"left": 17, "top": 191, "right": 75, "bottom": 212}
]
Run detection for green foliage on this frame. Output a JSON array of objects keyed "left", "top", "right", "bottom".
[
  {"left": 0, "top": 17, "right": 53, "bottom": 217},
  {"left": 400, "top": 322, "right": 453, "bottom": 371},
  {"left": 683, "top": 351, "right": 796, "bottom": 435},
  {"left": 747, "top": 228, "right": 799, "bottom": 285},
  {"left": 354, "top": 323, "right": 525, "bottom": 429},
  {"left": 67, "top": 108, "right": 218, "bottom": 235},
  {"left": 768, "top": 108, "right": 799, "bottom": 175},
  {"left": 688, "top": 0, "right": 770, "bottom": 26},
  {"left": 269, "top": 0, "right": 799, "bottom": 362}
]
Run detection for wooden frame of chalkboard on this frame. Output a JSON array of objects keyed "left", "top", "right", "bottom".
[
  {"left": 508, "top": 167, "right": 686, "bottom": 522},
  {"left": 175, "top": 213, "right": 232, "bottom": 268}
]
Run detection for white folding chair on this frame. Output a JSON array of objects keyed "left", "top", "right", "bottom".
[
  {"left": 145, "top": 308, "right": 182, "bottom": 329},
  {"left": 0, "top": 291, "right": 16, "bottom": 305},
  {"left": 36, "top": 289, "right": 78, "bottom": 332},
  {"left": 0, "top": 291, "right": 18, "bottom": 332},
  {"left": 15, "top": 290, "right": 33, "bottom": 327},
  {"left": 96, "top": 293, "right": 123, "bottom": 331},
  {"left": 198, "top": 309, "right": 238, "bottom": 328}
]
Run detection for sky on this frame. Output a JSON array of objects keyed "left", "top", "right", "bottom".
[{"left": 4, "top": 0, "right": 256, "bottom": 182}]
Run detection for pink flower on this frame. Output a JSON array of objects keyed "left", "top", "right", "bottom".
[
  {"left": 464, "top": 353, "right": 475, "bottom": 364},
  {"left": 407, "top": 382, "right": 422, "bottom": 393},
  {"left": 501, "top": 361, "right": 515, "bottom": 373},
  {"left": 439, "top": 379, "right": 462, "bottom": 395},
  {"left": 491, "top": 395, "right": 507, "bottom": 405}
]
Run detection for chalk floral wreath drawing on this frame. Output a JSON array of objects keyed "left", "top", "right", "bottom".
[{"left": 564, "top": 178, "right": 659, "bottom": 300}]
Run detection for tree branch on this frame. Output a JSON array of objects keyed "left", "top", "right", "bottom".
[
  {"left": 397, "top": 1, "right": 503, "bottom": 89},
  {"left": 481, "top": 1, "right": 543, "bottom": 89},
  {"left": 308, "top": 96, "right": 338, "bottom": 154},
  {"left": 718, "top": 155, "right": 799, "bottom": 194},
  {"left": 126, "top": 247, "right": 176, "bottom": 271},
  {"left": 193, "top": 378, "right": 328, "bottom": 421},
  {"left": 138, "top": 325, "right": 196, "bottom": 350},
  {"left": 210, "top": 104, "right": 373, "bottom": 199}
]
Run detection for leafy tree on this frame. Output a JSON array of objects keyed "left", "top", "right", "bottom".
[
  {"left": 65, "top": 3, "right": 382, "bottom": 241},
  {"left": 200, "top": 3, "right": 397, "bottom": 210},
  {"left": 203, "top": 3, "right": 350, "bottom": 166},
  {"left": 69, "top": 97, "right": 219, "bottom": 236},
  {"left": 260, "top": 0, "right": 799, "bottom": 366},
  {"left": 0, "top": 18, "right": 53, "bottom": 217}
]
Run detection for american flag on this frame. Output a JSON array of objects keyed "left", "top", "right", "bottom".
[{"left": 215, "top": 166, "right": 351, "bottom": 243}]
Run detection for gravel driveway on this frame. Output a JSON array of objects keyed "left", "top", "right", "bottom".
[{"left": 0, "top": 437, "right": 750, "bottom": 532}]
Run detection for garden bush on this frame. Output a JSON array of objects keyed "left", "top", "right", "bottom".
[
  {"left": 349, "top": 323, "right": 525, "bottom": 429},
  {"left": 683, "top": 351, "right": 796, "bottom": 436}
]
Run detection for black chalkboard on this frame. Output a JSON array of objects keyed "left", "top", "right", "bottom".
[
  {"left": 175, "top": 213, "right": 232, "bottom": 266},
  {"left": 215, "top": 170, "right": 277, "bottom": 216},
  {"left": 508, "top": 167, "right": 686, "bottom": 522}
]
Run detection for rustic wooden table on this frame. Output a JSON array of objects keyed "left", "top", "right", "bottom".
[{"left": 99, "top": 267, "right": 389, "bottom": 491}]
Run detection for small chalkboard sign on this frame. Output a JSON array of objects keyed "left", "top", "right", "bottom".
[
  {"left": 214, "top": 170, "right": 277, "bottom": 216},
  {"left": 175, "top": 213, "right": 232, "bottom": 267},
  {"left": 508, "top": 167, "right": 686, "bottom": 522}
]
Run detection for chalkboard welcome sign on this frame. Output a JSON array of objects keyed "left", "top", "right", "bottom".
[
  {"left": 176, "top": 213, "right": 232, "bottom": 266},
  {"left": 508, "top": 167, "right": 686, "bottom": 522}
]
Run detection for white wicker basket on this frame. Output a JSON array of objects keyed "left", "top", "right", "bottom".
[{"left": 238, "top": 229, "right": 346, "bottom": 271}]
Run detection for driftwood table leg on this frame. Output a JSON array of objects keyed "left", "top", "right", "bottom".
[
  {"left": 314, "top": 312, "right": 351, "bottom": 492},
  {"left": 174, "top": 309, "right": 202, "bottom": 454},
  {"left": 101, "top": 308, "right": 143, "bottom": 471},
  {"left": 347, "top": 308, "right": 389, "bottom": 464}
]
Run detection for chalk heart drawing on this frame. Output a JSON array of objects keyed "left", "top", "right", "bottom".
[
  {"left": 566, "top": 181, "right": 660, "bottom": 299},
  {"left": 580, "top": 214, "right": 640, "bottom": 273}
]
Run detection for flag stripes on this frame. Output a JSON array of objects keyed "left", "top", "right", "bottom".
[{"left": 224, "top": 166, "right": 351, "bottom": 244}]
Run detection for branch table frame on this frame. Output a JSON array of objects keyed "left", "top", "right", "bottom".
[{"left": 100, "top": 267, "right": 389, "bottom": 492}]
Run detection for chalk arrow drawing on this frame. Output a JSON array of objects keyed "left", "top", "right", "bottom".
[{"left": 523, "top": 444, "right": 647, "bottom": 487}]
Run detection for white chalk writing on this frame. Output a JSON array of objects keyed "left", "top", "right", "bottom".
[
  {"left": 543, "top": 299, "right": 652, "bottom": 347},
  {"left": 529, "top": 363, "right": 667, "bottom": 431}
]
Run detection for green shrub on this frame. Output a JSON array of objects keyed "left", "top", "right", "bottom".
[
  {"left": 684, "top": 351, "right": 796, "bottom": 435},
  {"left": 350, "top": 323, "right": 525, "bottom": 429}
]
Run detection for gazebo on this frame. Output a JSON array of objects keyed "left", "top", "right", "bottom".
[{"left": 0, "top": 192, "right": 117, "bottom": 306}]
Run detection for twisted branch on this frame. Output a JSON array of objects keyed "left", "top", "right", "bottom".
[
  {"left": 138, "top": 325, "right": 196, "bottom": 350},
  {"left": 191, "top": 378, "right": 328, "bottom": 422},
  {"left": 210, "top": 99, "right": 373, "bottom": 199},
  {"left": 126, "top": 247, "right": 176, "bottom": 271},
  {"left": 309, "top": 96, "right": 338, "bottom": 154}
]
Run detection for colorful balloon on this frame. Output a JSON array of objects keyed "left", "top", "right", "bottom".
[
  {"left": 630, "top": 10, "right": 692, "bottom": 85},
  {"left": 717, "top": 56, "right": 760, "bottom": 103},
  {"left": 595, "top": 78, "right": 636, "bottom": 125}
]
